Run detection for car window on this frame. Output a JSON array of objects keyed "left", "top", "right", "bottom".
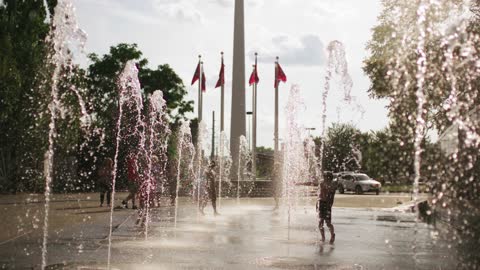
[{"left": 355, "top": 175, "right": 370, "bottom": 180}]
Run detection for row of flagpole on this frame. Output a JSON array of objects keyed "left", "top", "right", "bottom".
[{"left": 190, "top": 52, "right": 287, "bottom": 181}]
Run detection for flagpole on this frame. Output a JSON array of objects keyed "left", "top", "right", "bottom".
[
  {"left": 274, "top": 56, "right": 279, "bottom": 155},
  {"left": 252, "top": 53, "right": 258, "bottom": 181},
  {"left": 273, "top": 56, "right": 279, "bottom": 207},
  {"left": 219, "top": 52, "right": 224, "bottom": 208},
  {"left": 220, "top": 52, "right": 225, "bottom": 133},
  {"left": 198, "top": 55, "right": 203, "bottom": 123},
  {"left": 196, "top": 55, "right": 203, "bottom": 214},
  {"left": 199, "top": 58, "right": 203, "bottom": 123},
  {"left": 211, "top": 111, "right": 215, "bottom": 158}
]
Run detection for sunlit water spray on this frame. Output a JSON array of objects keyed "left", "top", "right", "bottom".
[
  {"left": 174, "top": 121, "right": 195, "bottom": 228},
  {"left": 318, "top": 41, "right": 358, "bottom": 182},
  {"left": 108, "top": 60, "right": 148, "bottom": 267},
  {"left": 194, "top": 121, "right": 208, "bottom": 212},
  {"left": 282, "top": 85, "right": 307, "bottom": 226},
  {"left": 41, "top": 0, "right": 88, "bottom": 268},
  {"left": 381, "top": 0, "right": 479, "bottom": 267},
  {"left": 144, "top": 90, "right": 170, "bottom": 237},
  {"left": 218, "top": 131, "right": 232, "bottom": 206},
  {"left": 237, "top": 136, "right": 253, "bottom": 203}
]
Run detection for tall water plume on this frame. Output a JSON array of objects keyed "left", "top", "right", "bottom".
[
  {"left": 218, "top": 131, "right": 232, "bottom": 206},
  {"left": 174, "top": 121, "right": 196, "bottom": 227},
  {"left": 108, "top": 60, "right": 147, "bottom": 267},
  {"left": 373, "top": 0, "right": 480, "bottom": 267},
  {"left": 236, "top": 136, "right": 253, "bottom": 202},
  {"left": 40, "top": 0, "right": 88, "bottom": 268},
  {"left": 143, "top": 90, "right": 170, "bottom": 237},
  {"left": 318, "top": 40, "right": 358, "bottom": 182},
  {"left": 282, "top": 85, "right": 307, "bottom": 223}
]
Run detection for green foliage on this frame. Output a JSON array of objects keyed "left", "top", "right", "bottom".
[
  {"left": 84, "top": 43, "right": 193, "bottom": 190},
  {"left": 140, "top": 65, "right": 193, "bottom": 123},
  {"left": 316, "top": 123, "right": 442, "bottom": 185},
  {"left": 256, "top": 146, "right": 273, "bottom": 178},
  {"left": 321, "top": 123, "right": 362, "bottom": 173},
  {"left": 86, "top": 43, "right": 193, "bottom": 156},
  {"left": 0, "top": 0, "right": 56, "bottom": 192},
  {"left": 0, "top": 6, "right": 193, "bottom": 193}
]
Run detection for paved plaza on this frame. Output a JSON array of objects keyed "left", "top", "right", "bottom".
[{"left": 0, "top": 193, "right": 454, "bottom": 269}]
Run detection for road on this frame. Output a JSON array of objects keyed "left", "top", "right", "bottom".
[{"left": 0, "top": 193, "right": 453, "bottom": 269}]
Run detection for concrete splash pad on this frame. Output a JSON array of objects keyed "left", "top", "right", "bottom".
[{"left": 1, "top": 196, "right": 453, "bottom": 269}]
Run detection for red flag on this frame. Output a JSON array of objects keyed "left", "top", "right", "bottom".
[
  {"left": 191, "top": 62, "right": 200, "bottom": 85},
  {"left": 201, "top": 71, "right": 206, "bottom": 92},
  {"left": 215, "top": 63, "right": 224, "bottom": 88},
  {"left": 275, "top": 63, "right": 287, "bottom": 88},
  {"left": 249, "top": 65, "right": 260, "bottom": 86}
]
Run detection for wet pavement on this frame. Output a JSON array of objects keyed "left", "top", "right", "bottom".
[{"left": 0, "top": 195, "right": 453, "bottom": 270}]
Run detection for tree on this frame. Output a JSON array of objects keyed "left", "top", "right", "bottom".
[
  {"left": 320, "top": 123, "right": 362, "bottom": 173},
  {"left": 364, "top": 0, "right": 480, "bottom": 137},
  {"left": 86, "top": 43, "right": 193, "bottom": 156},
  {"left": 364, "top": 2, "right": 479, "bottom": 266},
  {"left": 256, "top": 146, "right": 274, "bottom": 178},
  {"left": 357, "top": 128, "right": 414, "bottom": 184},
  {"left": 0, "top": 0, "right": 57, "bottom": 192},
  {"left": 85, "top": 43, "right": 193, "bottom": 189}
]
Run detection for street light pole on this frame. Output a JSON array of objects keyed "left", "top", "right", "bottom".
[
  {"left": 246, "top": 111, "right": 253, "bottom": 149},
  {"left": 306, "top": 127, "right": 316, "bottom": 137}
]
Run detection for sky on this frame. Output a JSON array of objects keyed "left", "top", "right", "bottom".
[{"left": 74, "top": 0, "right": 390, "bottom": 148}]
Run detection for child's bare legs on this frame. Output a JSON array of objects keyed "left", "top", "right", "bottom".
[
  {"left": 319, "top": 218, "right": 326, "bottom": 242},
  {"left": 199, "top": 199, "right": 207, "bottom": 215},
  {"left": 326, "top": 220, "right": 335, "bottom": 244},
  {"left": 212, "top": 197, "right": 219, "bottom": 215},
  {"left": 319, "top": 218, "right": 335, "bottom": 243}
]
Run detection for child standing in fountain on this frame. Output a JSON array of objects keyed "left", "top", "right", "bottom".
[
  {"left": 200, "top": 160, "right": 219, "bottom": 216},
  {"left": 317, "top": 171, "right": 336, "bottom": 244},
  {"left": 98, "top": 158, "right": 113, "bottom": 207},
  {"left": 122, "top": 154, "right": 139, "bottom": 209}
]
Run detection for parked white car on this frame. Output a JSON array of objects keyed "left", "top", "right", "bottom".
[{"left": 337, "top": 173, "right": 382, "bottom": 195}]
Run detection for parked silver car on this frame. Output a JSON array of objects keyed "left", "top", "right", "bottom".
[{"left": 337, "top": 173, "right": 381, "bottom": 195}]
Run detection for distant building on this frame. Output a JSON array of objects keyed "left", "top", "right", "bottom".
[{"left": 438, "top": 107, "right": 480, "bottom": 155}]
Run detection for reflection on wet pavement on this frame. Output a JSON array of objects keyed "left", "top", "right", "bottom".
[{"left": 1, "top": 197, "right": 454, "bottom": 269}]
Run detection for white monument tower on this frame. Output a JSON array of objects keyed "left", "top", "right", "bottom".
[{"left": 230, "top": 0, "right": 246, "bottom": 180}]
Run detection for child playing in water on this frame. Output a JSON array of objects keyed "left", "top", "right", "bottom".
[
  {"left": 317, "top": 171, "right": 337, "bottom": 244},
  {"left": 199, "top": 160, "right": 219, "bottom": 216},
  {"left": 98, "top": 158, "right": 113, "bottom": 207}
]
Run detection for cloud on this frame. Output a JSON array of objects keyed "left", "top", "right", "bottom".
[
  {"left": 152, "top": 0, "right": 203, "bottom": 23},
  {"left": 250, "top": 34, "right": 326, "bottom": 66},
  {"left": 212, "top": 0, "right": 264, "bottom": 8},
  {"left": 310, "top": 1, "right": 357, "bottom": 20}
]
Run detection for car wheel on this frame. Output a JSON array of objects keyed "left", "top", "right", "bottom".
[
  {"left": 355, "top": 185, "right": 363, "bottom": 195},
  {"left": 376, "top": 189, "right": 380, "bottom": 195},
  {"left": 339, "top": 185, "right": 345, "bottom": 194}
]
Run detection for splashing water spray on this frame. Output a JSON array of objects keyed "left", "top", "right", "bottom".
[
  {"left": 282, "top": 85, "right": 307, "bottom": 228},
  {"left": 174, "top": 121, "right": 195, "bottom": 228},
  {"left": 318, "top": 41, "right": 355, "bottom": 185},
  {"left": 144, "top": 90, "right": 170, "bottom": 237},
  {"left": 218, "top": 131, "right": 232, "bottom": 207},
  {"left": 41, "top": 1, "right": 88, "bottom": 268},
  {"left": 237, "top": 136, "right": 252, "bottom": 203},
  {"left": 108, "top": 61, "right": 148, "bottom": 268}
]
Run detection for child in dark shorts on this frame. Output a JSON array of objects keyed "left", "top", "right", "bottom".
[
  {"left": 199, "top": 160, "right": 219, "bottom": 216},
  {"left": 98, "top": 158, "right": 113, "bottom": 207},
  {"left": 317, "top": 171, "right": 337, "bottom": 244}
]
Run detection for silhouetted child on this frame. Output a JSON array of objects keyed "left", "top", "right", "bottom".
[
  {"left": 317, "top": 171, "right": 337, "bottom": 244},
  {"left": 122, "top": 154, "right": 139, "bottom": 209},
  {"left": 98, "top": 158, "right": 113, "bottom": 207},
  {"left": 200, "top": 160, "right": 219, "bottom": 215}
]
